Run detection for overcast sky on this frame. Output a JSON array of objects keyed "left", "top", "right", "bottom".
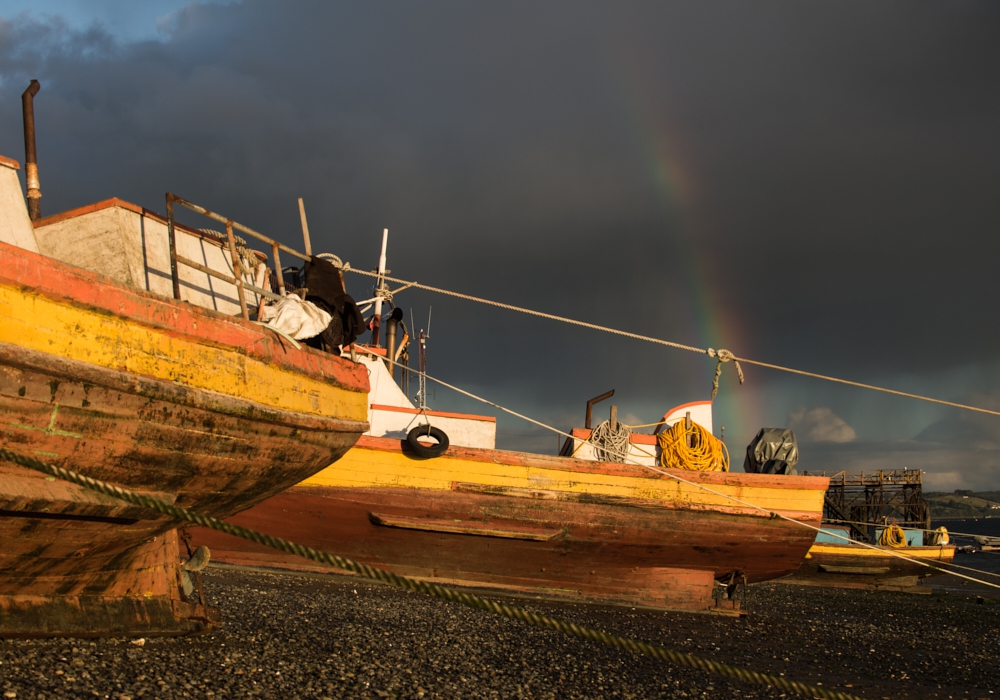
[{"left": 2, "top": 1, "right": 999, "bottom": 488}]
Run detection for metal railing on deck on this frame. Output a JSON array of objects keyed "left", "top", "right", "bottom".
[{"left": 166, "top": 193, "right": 311, "bottom": 319}]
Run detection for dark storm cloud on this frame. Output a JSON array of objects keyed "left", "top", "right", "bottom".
[{"left": 2, "top": 2, "right": 999, "bottom": 483}]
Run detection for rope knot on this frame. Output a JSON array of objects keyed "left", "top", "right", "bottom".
[{"left": 707, "top": 348, "right": 745, "bottom": 400}]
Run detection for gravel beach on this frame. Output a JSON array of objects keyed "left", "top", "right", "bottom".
[{"left": 1, "top": 563, "right": 997, "bottom": 700}]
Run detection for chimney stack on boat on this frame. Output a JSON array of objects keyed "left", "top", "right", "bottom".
[
  {"left": 21, "top": 80, "right": 41, "bottom": 221},
  {"left": 386, "top": 308, "right": 403, "bottom": 381}
]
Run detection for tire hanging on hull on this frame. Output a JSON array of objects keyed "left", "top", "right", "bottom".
[{"left": 406, "top": 425, "right": 449, "bottom": 458}]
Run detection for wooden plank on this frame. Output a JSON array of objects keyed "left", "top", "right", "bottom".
[
  {"left": 369, "top": 512, "right": 563, "bottom": 541},
  {"left": 817, "top": 565, "right": 891, "bottom": 575}
]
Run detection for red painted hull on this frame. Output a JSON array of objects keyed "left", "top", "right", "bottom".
[{"left": 190, "top": 441, "right": 826, "bottom": 614}]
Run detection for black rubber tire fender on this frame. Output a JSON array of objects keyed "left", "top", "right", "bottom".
[{"left": 406, "top": 425, "right": 450, "bottom": 458}]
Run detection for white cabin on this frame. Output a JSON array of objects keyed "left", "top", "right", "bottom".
[
  {"left": 0, "top": 156, "right": 39, "bottom": 253},
  {"left": 31, "top": 198, "right": 264, "bottom": 315},
  {"left": 358, "top": 352, "right": 497, "bottom": 449}
]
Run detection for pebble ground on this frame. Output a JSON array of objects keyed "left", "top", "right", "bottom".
[{"left": 1, "top": 565, "right": 997, "bottom": 700}]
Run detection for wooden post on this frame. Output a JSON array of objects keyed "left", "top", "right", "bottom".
[
  {"left": 166, "top": 195, "right": 181, "bottom": 300},
  {"left": 297, "top": 198, "right": 312, "bottom": 257},
  {"left": 271, "top": 243, "right": 285, "bottom": 296},
  {"left": 610, "top": 405, "right": 618, "bottom": 431}
]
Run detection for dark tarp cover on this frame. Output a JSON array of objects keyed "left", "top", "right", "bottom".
[
  {"left": 301, "top": 256, "right": 364, "bottom": 350},
  {"left": 743, "top": 428, "right": 799, "bottom": 475}
]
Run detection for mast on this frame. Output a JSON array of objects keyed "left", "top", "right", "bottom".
[{"left": 371, "top": 228, "right": 388, "bottom": 346}]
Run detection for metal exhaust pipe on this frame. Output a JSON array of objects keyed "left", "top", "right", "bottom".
[{"left": 22, "top": 80, "right": 41, "bottom": 221}]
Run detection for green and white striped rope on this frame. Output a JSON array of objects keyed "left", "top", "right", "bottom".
[{"left": 0, "top": 447, "right": 864, "bottom": 700}]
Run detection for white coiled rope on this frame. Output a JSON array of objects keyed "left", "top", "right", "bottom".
[{"left": 589, "top": 420, "right": 632, "bottom": 463}]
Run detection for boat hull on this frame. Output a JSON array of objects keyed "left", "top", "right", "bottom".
[
  {"left": 780, "top": 542, "right": 956, "bottom": 593},
  {"left": 190, "top": 436, "right": 829, "bottom": 614},
  {"left": 0, "top": 241, "right": 369, "bottom": 636}
]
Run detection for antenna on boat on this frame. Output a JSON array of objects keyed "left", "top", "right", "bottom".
[{"left": 416, "top": 307, "right": 431, "bottom": 409}]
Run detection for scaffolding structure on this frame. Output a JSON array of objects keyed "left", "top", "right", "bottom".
[{"left": 799, "top": 469, "right": 930, "bottom": 543}]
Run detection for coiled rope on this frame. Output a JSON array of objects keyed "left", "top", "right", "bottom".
[
  {"left": 343, "top": 267, "right": 1000, "bottom": 417},
  {"left": 878, "top": 524, "right": 908, "bottom": 548},
  {"left": 927, "top": 526, "right": 950, "bottom": 546},
  {"left": 657, "top": 421, "right": 730, "bottom": 472},
  {"left": 0, "top": 448, "right": 862, "bottom": 700},
  {"left": 589, "top": 420, "right": 632, "bottom": 463}
]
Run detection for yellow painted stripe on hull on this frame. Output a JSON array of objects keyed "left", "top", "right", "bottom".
[
  {"left": 0, "top": 284, "right": 367, "bottom": 421},
  {"left": 809, "top": 543, "right": 953, "bottom": 559},
  {"left": 304, "top": 446, "right": 826, "bottom": 513}
]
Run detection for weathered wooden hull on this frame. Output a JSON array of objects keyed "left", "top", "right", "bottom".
[
  {"left": 190, "top": 436, "right": 829, "bottom": 614},
  {"left": 0, "top": 241, "right": 370, "bottom": 636},
  {"left": 781, "top": 542, "right": 956, "bottom": 592}
]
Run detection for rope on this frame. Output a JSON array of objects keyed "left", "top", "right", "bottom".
[
  {"left": 0, "top": 448, "right": 862, "bottom": 700},
  {"left": 708, "top": 347, "right": 744, "bottom": 400},
  {"left": 820, "top": 520, "right": 993, "bottom": 541},
  {"left": 878, "top": 524, "right": 907, "bottom": 548},
  {"left": 622, "top": 420, "right": 667, "bottom": 430},
  {"left": 588, "top": 420, "right": 632, "bottom": 463},
  {"left": 657, "top": 421, "right": 729, "bottom": 472},
  {"left": 343, "top": 267, "right": 1000, "bottom": 417},
  {"left": 927, "top": 526, "right": 950, "bottom": 546},
  {"left": 373, "top": 284, "right": 394, "bottom": 307},
  {"left": 931, "top": 558, "right": 1000, "bottom": 580},
  {"left": 198, "top": 228, "right": 260, "bottom": 275}
]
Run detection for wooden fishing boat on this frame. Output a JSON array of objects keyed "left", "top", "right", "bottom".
[
  {"left": 0, "top": 154, "right": 370, "bottom": 636},
  {"left": 787, "top": 536, "right": 955, "bottom": 593},
  {"left": 190, "top": 349, "right": 830, "bottom": 615},
  {"left": 781, "top": 471, "right": 955, "bottom": 592}
]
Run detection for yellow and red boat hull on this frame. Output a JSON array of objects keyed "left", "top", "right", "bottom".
[
  {"left": 0, "top": 241, "right": 370, "bottom": 636},
  {"left": 192, "top": 436, "right": 829, "bottom": 614},
  {"left": 783, "top": 541, "right": 955, "bottom": 592}
]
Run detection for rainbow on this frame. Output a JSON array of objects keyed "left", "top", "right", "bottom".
[{"left": 614, "top": 64, "right": 763, "bottom": 446}]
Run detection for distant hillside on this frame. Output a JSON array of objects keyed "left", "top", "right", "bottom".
[{"left": 925, "top": 491, "right": 1000, "bottom": 519}]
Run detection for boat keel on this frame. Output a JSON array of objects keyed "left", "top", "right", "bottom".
[{"left": 0, "top": 530, "right": 221, "bottom": 638}]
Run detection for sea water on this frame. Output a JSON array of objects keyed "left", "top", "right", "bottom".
[{"left": 932, "top": 517, "right": 1000, "bottom": 576}]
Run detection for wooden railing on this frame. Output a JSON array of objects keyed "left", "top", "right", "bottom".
[{"left": 165, "top": 193, "right": 311, "bottom": 320}]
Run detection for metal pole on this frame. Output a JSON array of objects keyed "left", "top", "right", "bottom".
[
  {"left": 386, "top": 317, "right": 398, "bottom": 381},
  {"left": 585, "top": 390, "right": 615, "bottom": 430},
  {"left": 297, "top": 198, "right": 313, "bottom": 257},
  {"left": 417, "top": 330, "right": 427, "bottom": 409},
  {"left": 372, "top": 228, "right": 388, "bottom": 346},
  {"left": 21, "top": 80, "right": 41, "bottom": 221}
]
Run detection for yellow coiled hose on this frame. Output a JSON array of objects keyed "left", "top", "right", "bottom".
[
  {"left": 657, "top": 421, "right": 729, "bottom": 472},
  {"left": 879, "top": 524, "right": 907, "bottom": 548}
]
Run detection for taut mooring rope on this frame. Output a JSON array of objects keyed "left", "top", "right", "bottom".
[
  {"left": 0, "top": 447, "right": 862, "bottom": 700},
  {"left": 344, "top": 267, "right": 1000, "bottom": 417}
]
